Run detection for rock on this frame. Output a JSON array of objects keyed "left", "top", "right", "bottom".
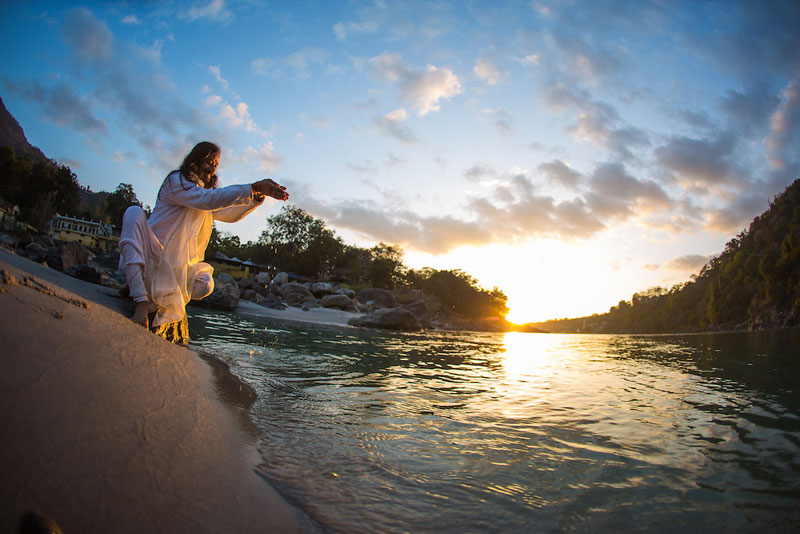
[
  {"left": 46, "top": 241, "right": 95, "bottom": 271},
  {"left": 35, "top": 234, "right": 55, "bottom": 248},
  {"left": 310, "top": 282, "right": 335, "bottom": 297},
  {"left": 279, "top": 282, "right": 315, "bottom": 300},
  {"left": 0, "top": 233, "right": 20, "bottom": 249},
  {"left": 272, "top": 272, "right": 289, "bottom": 285},
  {"left": 24, "top": 242, "right": 48, "bottom": 263},
  {"left": 356, "top": 288, "right": 396, "bottom": 308},
  {"left": 65, "top": 263, "right": 104, "bottom": 285},
  {"left": 335, "top": 288, "right": 356, "bottom": 299},
  {"left": 238, "top": 277, "right": 256, "bottom": 291},
  {"left": 320, "top": 293, "right": 358, "bottom": 311},
  {"left": 242, "top": 289, "right": 258, "bottom": 301},
  {"left": 348, "top": 307, "right": 422, "bottom": 331},
  {"left": 254, "top": 272, "right": 271, "bottom": 286},
  {"left": 258, "top": 295, "right": 286, "bottom": 310},
  {"left": 284, "top": 292, "right": 316, "bottom": 308},
  {"left": 195, "top": 273, "right": 240, "bottom": 310},
  {"left": 92, "top": 250, "right": 121, "bottom": 270},
  {"left": 403, "top": 299, "right": 431, "bottom": 321}
]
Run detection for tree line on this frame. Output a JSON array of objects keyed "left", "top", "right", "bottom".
[
  {"left": 0, "top": 146, "right": 143, "bottom": 231},
  {"left": 534, "top": 178, "right": 800, "bottom": 334}
]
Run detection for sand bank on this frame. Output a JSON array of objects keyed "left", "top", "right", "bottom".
[
  {"left": 235, "top": 299, "right": 363, "bottom": 327},
  {"left": 0, "top": 249, "right": 306, "bottom": 533}
]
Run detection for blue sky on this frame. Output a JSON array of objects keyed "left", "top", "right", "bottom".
[{"left": 1, "top": 0, "right": 799, "bottom": 322}]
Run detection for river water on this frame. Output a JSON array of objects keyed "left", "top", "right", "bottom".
[{"left": 187, "top": 308, "right": 800, "bottom": 533}]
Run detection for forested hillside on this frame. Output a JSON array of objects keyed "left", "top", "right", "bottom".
[{"left": 533, "top": 179, "right": 800, "bottom": 334}]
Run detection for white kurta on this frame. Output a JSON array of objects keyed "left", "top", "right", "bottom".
[{"left": 119, "top": 171, "right": 262, "bottom": 327}]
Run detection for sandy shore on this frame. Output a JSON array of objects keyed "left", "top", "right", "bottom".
[{"left": 0, "top": 249, "right": 307, "bottom": 533}]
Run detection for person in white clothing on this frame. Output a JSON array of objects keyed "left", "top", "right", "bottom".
[{"left": 119, "top": 141, "right": 288, "bottom": 330}]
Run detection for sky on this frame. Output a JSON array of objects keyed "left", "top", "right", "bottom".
[{"left": 1, "top": 1, "right": 799, "bottom": 323}]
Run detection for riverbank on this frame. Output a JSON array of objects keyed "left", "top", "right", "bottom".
[{"left": 0, "top": 249, "right": 307, "bottom": 533}]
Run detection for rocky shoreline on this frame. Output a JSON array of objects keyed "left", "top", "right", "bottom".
[{"left": 1, "top": 231, "right": 508, "bottom": 333}]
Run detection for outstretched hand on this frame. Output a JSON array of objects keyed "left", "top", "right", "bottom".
[{"left": 253, "top": 178, "right": 289, "bottom": 201}]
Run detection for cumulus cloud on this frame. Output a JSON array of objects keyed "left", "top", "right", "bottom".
[
  {"left": 374, "top": 109, "right": 418, "bottom": 143},
  {"left": 219, "top": 101, "right": 263, "bottom": 134},
  {"left": 704, "top": 191, "right": 767, "bottom": 233},
  {"left": 474, "top": 59, "right": 502, "bottom": 86},
  {"left": 242, "top": 142, "right": 282, "bottom": 173},
  {"left": 371, "top": 53, "right": 461, "bottom": 116},
  {"left": 538, "top": 159, "right": 582, "bottom": 189}
]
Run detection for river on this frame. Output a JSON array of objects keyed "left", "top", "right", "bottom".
[{"left": 188, "top": 307, "right": 800, "bottom": 533}]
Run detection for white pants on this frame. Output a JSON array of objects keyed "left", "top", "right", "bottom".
[{"left": 119, "top": 206, "right": 214, "bottom": 304}]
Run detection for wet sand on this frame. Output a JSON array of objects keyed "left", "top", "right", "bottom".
[{"left": 0, "top": 249, "right": 306, "bottom": 533}]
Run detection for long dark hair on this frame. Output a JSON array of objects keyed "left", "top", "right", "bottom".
[
  {"left": 178, "top": 141, "right": 220, "bottom": 189},
  {"left": 157, "top": 141, "right": 220, "bottom": 201}
]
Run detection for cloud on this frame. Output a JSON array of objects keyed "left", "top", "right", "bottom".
[
  {"left": 480, "top": 107, "right": 513, "bottom": 133},
  {"left": 585, "top": 163, "right": 670, "bottom": 220},
  {"left": 374, "top": 109, "right": 418, "bottom": 143},
  {"left": 242, "top": 142, "right": 282, "bottom": 173},
  {"left": 121, "top": 15, "right": 140, "bottom": 25},
  {"left": 654, "top": 133, "right": 744, "bottom": 193},
  {"left": 179, "top": 0, "right": 233, "bottom": 24},
  {"left": 767, "top": 76, "right": 800, "bottom": 172},
  {"left": 544, "top": 84, "right": 649, "bottom": 160},
  {"left": 538, "top": 159, "right": 582, "bottom": 189},
  {"left": 474, "top": 59, "right": 502, "bottom": 86},
  {"left": 208, "top": 65, "right": 229, "bottom": 89},
  {"left": 704, "top": 192, "right": 766, "bottom": 233},
  {"left": 285, "top": 47, "right": 329, "bottom": 79},
  {"left": 61, "top": 7, "right": 113, "bottom": 64},
  {"left": 251, "top": 57, "right": 281, "bottom": 78},
  {"left": 3, "top": 79, "right": 106, "bottom": 135},
  {"left": 663, "top": 254, "right": 711, "bottom": 272},
  {"left": 218, "top": 101, "right": 264, "bottom": 135},
  {"left": 371, "top": 53, "right": 461, "bottom": 116}
]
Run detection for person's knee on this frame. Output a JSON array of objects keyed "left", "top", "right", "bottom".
[
  {"left": 122, "top": 205, "right": 146, "bottom": 227},
  {"left": 192, "top": 273, "right": 214, "bottom": 300}
]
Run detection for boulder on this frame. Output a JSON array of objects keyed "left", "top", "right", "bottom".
[
  {"left": 92, "top": 250, "right": 121, "bottom": 270},
  {"left": 258, "top": 295, "right": 286, "bottom": 310},
  {"left": 320, "top": 294, "right": 358, "bottom": 312},
  {"left": 0, "top": 233, "right": 20, "bottom": 249},
  {"left": 272, "top": 272, "right": 289, "bottom": 285},
  {"left": 254, "top": 272, "right": 271, "bottom": 286},
  {"left": 242, "top": 289, "right": 258, "bottom": 301},
  {"left": 335, "top": 288, "right": 356, "bottom": 299},
  {"left": 279, "top": 282, "right": 315, "bottom": 300},
  {"left": 46, "top": 242, "right": 95, "bottom": 271},
  {"left": 283, "top": 292, "right": 316, "bottom": 308},
  {"left": 238, "top": 277, "right": 256, "bottom": 291},
  {"left": 65, "top": 263, "right": 104, "bottom": 285},
  {"left": 195, "top": 273, "right": 240, "bottom": 310},
  {"left": 24, "top": 242, "right": 48, "bottom": 263},
  {"left": 403, "top": 299, "right": 431, "bottom": 322},
  {"left": 348, "top": 307, "right": 422, "bottom": 331},
  {"left": 310, "top": 282, "right": 335, "bottom": 297},
  {"left": 356, "top": 288, "right": 396, "bottom": 308}
]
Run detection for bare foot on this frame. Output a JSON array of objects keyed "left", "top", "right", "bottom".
[{"left": 132, "top": 301, "right": 149, "bottom": 329}]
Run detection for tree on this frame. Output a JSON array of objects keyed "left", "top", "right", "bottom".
[
  {"left": 259, "top": 205, "right": 345, "bottom": 277},
  {"left": 104, "top": 183, "right": 142, "bottom": 229},
  {"left": 368, "top": 242, "right": 405, "bottom": 289}
]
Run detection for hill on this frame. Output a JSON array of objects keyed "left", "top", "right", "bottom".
[
  {"left": 531, "top": 179, "right": 800, "bottom": 334},
  {"left": 0, "top": 95, "right": 47, "bottom": 162}
]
